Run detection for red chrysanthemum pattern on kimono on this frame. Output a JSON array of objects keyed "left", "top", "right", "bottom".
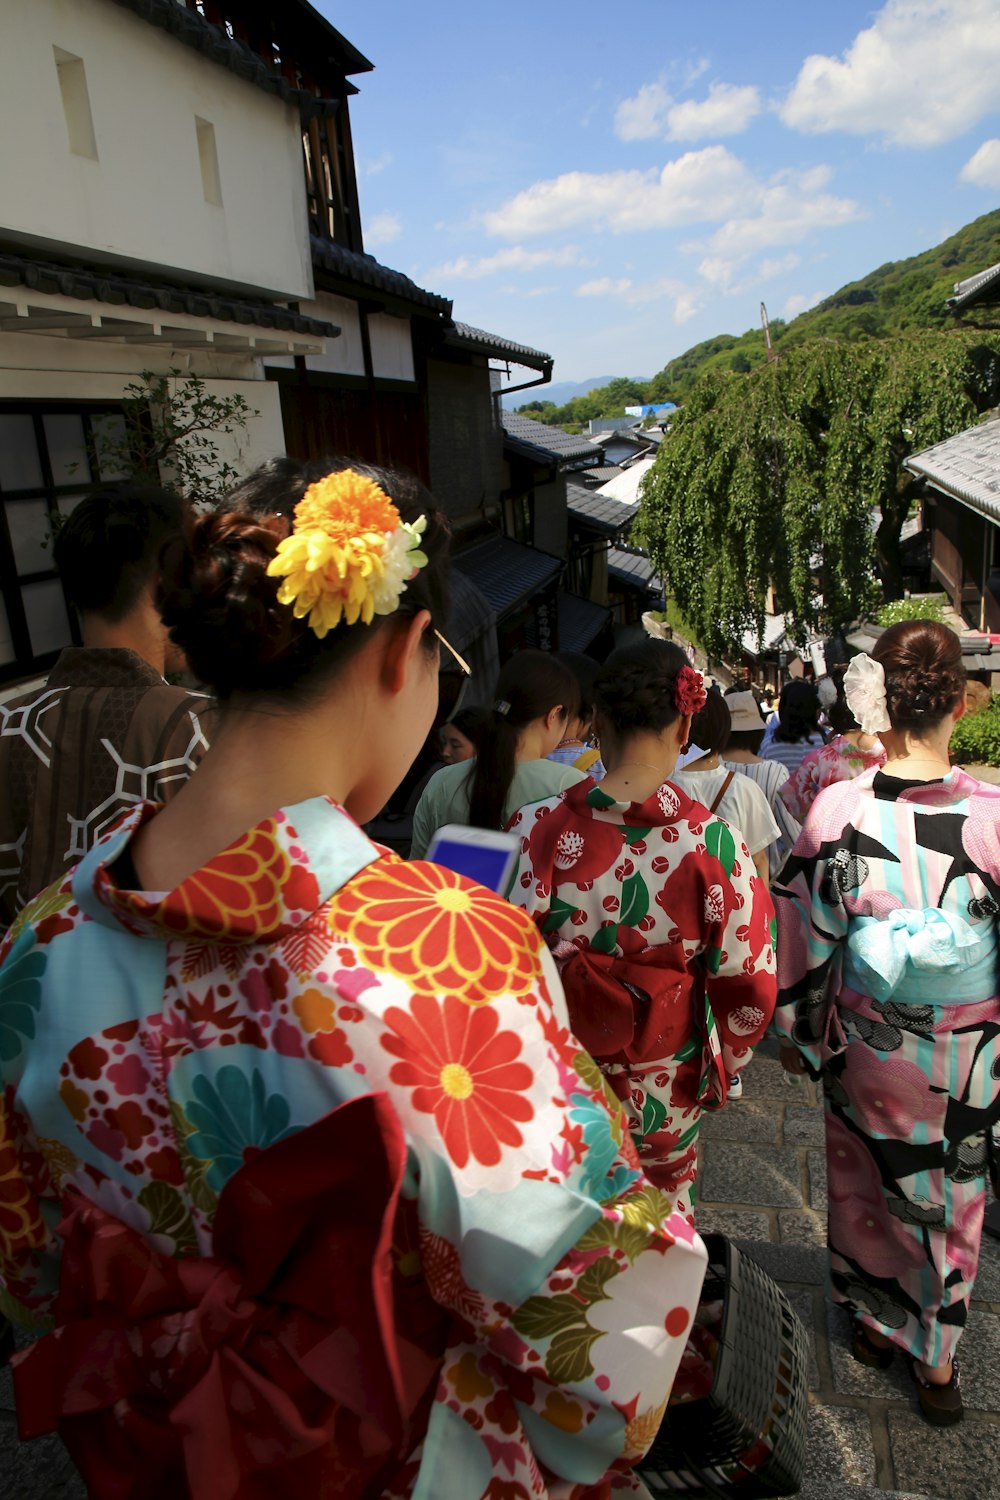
[
  {"left": 328, "top": 860, "right": 542, "bottom": 1003},
  {"left": 381, "top": 994, "right": 535, "bottom": 1168},
  {"left": 112, "top": 821, "right": 319, "bottom": 941}
]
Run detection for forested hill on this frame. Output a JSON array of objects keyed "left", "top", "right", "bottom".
[{"left": 518, "top": 207, "right": 1000, "bottom": 430}]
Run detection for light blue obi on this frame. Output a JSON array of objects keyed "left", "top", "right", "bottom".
[{"left": 844, "top": 907, "right": 998, "bottom": 1005}]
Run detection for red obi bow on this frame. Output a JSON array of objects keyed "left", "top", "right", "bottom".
[
  {"left": 14, "top": 1092, "right": 444, "bottom": 1500},
  {"left": 557, "top": 945, "right": 727, "bottom": 1107}
]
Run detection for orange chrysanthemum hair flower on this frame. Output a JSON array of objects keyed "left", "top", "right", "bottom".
[{"left": 266, "top": 468, "right": 428, "bottom": 638}]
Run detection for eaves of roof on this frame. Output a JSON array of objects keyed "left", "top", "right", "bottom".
[
  {"left": 502, "top": 410, "right": 599, "bottom": 464},
  {"left": 310, "top": 236, "right": 451, "bottom": 316},
  {"left": 444, "top": 323, "right": 552, "bottom": 372},
  {"left": 566, "top": 481, "right": 637, "bottom": 537},
  {"left": 947, "top": 261, "right": 1000, "bottom": 313},
  {"left": 503, "top": 433, "right": 561, "bottom": 466},
  {"left": 453, "top": 537, "right": 562, "bottom": 620},
  {"left": 607, "top": 546, "right": 662, "bottom": 594},
  {"left": 0, "top": 249, "right": 339, "bottom": 339},
  {"left": 109, "top": 0, "right": 370, "bottom": 107},
  {"left": 904, "top": 417, "right": 1000, "bottom": 525},
  {"left": 558, "top": 592, "right": 612, "bottom": 653}
]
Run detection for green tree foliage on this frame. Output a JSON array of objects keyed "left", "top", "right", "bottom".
[
  {"left": 635, "top": 330, "right": 1000, "bottom": 660},
  {"left": 875, "top": 594, "right": 948, "bottom": 627},
  {"left": 100, "top": 368, "right": 258, "bottom": 505},
  {"left": 950, "top": 695, "right": 1000, "bottom": 767}
]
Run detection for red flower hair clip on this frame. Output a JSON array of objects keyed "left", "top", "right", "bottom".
[{"left": 674, "top": 665, "right": 707, "bottom": 717}]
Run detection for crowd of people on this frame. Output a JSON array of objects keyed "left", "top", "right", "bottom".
[{"left": 0, "top": 455, "right": 996, "bottom": 1496}]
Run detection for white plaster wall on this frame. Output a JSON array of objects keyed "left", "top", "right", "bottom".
[
  {"left": 264, "top": 292, "right": 366, "bottom": 377},
  {"left": 266, "top": 304, "right": 415, "bottom": 380},
  {"left": 368, "top": 313, "right": 414, "bottom": 382},
  {"left": 0, "top": 0, "right": 313, "bottom": 298}
]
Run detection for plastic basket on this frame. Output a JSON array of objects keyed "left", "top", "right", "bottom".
[{"left": 637, "top": 1234, "right": 809, "bottom": 1498}]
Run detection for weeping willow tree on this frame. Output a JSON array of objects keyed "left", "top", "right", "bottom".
[{"left": 635, "top": 330, "right": 1000, "bottom": 660}]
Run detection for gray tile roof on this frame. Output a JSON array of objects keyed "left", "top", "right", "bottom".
[
  {"left": 607, "top": 546, "right": 663, "bottom": 594},
  {"left": 566, "top": 481, "right": 637, "bottom": 537},
  {"left": 558, "top": 592, "right": 612, "bottom": 652},
  {"left": 947, "top": 261, "right": 1000, "bottom": 312},
  {"left": 310, "top": 236, "right": 451, "bottom": 316},
  {"left": 502, "top": 411, "right": 601, "bottom": 465},
  {"left": 445, "top": 324, "right": 552, "bottom": 372},
  {"left": 578, "top": 465, "right": 626, "bottom": 486},
  {"left": 453, "top": 537, "right": 562, "bottom": 619},
  {"left": 0, "top": 249, "right": 340, "bottom": 339},
  {"left": 904, "top": 417, "right": 1000, "bottom": 523},
  {"left": 109, "top": 0, "right": 371, "bottom": 104}
]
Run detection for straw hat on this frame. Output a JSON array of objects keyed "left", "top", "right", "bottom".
[{"left": 726, "top": 691, "right": 766, "bottom": 732}]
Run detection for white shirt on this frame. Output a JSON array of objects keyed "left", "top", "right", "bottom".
[{"left": 670, "top": 764, "right": 781, "bottom": 856}]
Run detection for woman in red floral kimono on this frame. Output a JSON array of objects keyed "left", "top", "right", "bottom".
[
  {"left": 0, "top": 463, "right": 708, "bottom": 1500},
  {"left": 507, "top": 638, "right": 778, "bottom": 1220}
]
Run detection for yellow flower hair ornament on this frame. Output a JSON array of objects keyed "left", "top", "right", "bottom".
[{"left": 266, "top": 469, "right": 428, "bottom": 639}]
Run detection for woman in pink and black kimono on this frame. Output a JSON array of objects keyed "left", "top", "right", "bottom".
[{"left": 773, "top": 620, "right": 1000, "bottom": 1429}]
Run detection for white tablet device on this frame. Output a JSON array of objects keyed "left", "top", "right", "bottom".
[{"left": 424, "top": 824, "right": 520, "bottom": 894}]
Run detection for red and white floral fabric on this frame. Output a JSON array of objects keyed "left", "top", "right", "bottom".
[{"left": 506, "top": 779, "right": 777, "bottom": 1218}]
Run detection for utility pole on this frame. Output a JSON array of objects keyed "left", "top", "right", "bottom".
[{"left": 761, "top": 302, "right": 777, "bottom": 363}]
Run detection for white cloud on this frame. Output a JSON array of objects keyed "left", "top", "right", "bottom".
[
  {"left": 616, "top": 80, "right": 760, "bottom": 143},
  {"left": 577, "top": 277, "right": 634, "bottom": 298},
  {"left": 365, "top": 151, "right": 393, "bottom": 177},
  {"left": 666, "top": 83, "right": 762, "bottom": 141},
  {"left": 482, "top": 146, "right": 757, "bottom": 238},
  {"left": 758, "top": 252, "right": 801, "bottom": 280},
  {"left": 674, "top": 292, "right": 700, "bottom": 324},
  {"left": 576, "top": 275, "right": 691, "bottom": 307},
  {"left": 784, "top": 289, "right": 828, "bottom": 319},
  {"left": 430, "top": 245, "right": 586, "bottom": 279},
  {"left": 366, "top": 212, "right": 401, "bottom": 247},
  {"left": 960, "top": 138, "right": 1000, "bottom": 188},
  {"left": 780, "top": 0, "right": 1000, "bottom": 147},
  {"left": 697, "top": 170, "right": 864, "bottom": 285},
  {"left": 614, "top": 81, "right": 673, "bottom": 141}
]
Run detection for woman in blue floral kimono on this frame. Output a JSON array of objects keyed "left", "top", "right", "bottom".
[
  {"left": 773, "top": 620, "right": 1000, "bottom": 1429},
  {"left": 0, "top": 463, "right": 706, "bottom": 1499}
]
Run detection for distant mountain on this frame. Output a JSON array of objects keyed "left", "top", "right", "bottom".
[{"left": 502, "top": 376, "right": 637, "bottom": 410}]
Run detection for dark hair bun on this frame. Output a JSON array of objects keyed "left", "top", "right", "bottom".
[
  {"left": 158, "top": 511, "right": 311, "bottom": 697},
  {"left": 874, "top": 619, "right": 965, "bottom": 729},
  {"left": 594, "top": 639, "right": 689, "bottom": 733}
]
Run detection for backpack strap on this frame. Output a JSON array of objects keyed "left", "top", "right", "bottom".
[
  {"left": 709, "top": 770, "right": 735, "bottom": 815},
  {"left": 573, "top": 747, "right": 602, "bottom": 773}
]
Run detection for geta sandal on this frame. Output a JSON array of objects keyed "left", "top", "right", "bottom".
[
  {"left": 909, "top": 1356, "right": 963, "bottom": 1427},
  {"left": 851, "top": 1320, "right": 894, "bottom": 1369}
]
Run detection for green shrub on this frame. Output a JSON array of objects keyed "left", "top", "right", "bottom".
[
  {"left": 950, "top": 695, "right": 1000, "bottom": 767},
  {"left": 875, "top": 595, "right": 949, "bottom": 628}
]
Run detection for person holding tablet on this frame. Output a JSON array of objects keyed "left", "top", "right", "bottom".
[{"left": 0, "top": 463, "right": 706, "bottom": 1499}]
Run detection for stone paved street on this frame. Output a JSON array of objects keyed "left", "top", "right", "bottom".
[
  {"left": 2, "top": 1034, "right": 999, "bottom": 1497},
  {"left": 696, "top": 1039, "right": 1000, "bottom": 1500}
]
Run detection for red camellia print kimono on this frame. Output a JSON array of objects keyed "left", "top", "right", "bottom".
[
  {"left": 0, "top": 796, "right": 708, "bottom": 1500},
  {"left": 507, "top": 779, "right": 778, "bottom": 1219}
]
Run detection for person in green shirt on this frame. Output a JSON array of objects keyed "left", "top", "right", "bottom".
[{"left": 410, "top": 650, "right": 586, "bottom": 858}]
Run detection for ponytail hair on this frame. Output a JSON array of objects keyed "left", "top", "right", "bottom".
[{"left": 467, "top": 650, "right": 579, "bottom": 831}]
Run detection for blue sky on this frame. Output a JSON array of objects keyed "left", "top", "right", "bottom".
[{"left": 317, "top": 0, "right": 1000, "bottom": 384}]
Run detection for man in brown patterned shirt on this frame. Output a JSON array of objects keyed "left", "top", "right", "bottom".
[{"left": 0, "top": 484, "right": 215, "bottom": 931}]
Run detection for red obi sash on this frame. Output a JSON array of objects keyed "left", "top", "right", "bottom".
[{"left": 13, "top": 1092, "right": 445, "bottom": 1500}]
